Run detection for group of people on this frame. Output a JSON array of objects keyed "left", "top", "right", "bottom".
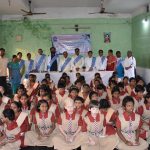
[
  {"left": 0, "top": 47, "right": 136, "bottom": 94},
  {"left": 1, "top": 47, "right": 149, "bottom": 150}
]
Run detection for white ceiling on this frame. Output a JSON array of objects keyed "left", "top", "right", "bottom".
[{"left": 0, "top": 0, "right": 149, "bottom": 15}]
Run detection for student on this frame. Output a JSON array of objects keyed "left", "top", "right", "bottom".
[
  {"left": 37, "top": 85, "right": 51, "bottom": 101},
  {"left": 0, "top": 92, "right": 9, "bottom": 118},
  {"left": 118, "top": 82, "right": 128, "bottom": 103},
  {"left": 123, "top": 76, "right": 129, "bottom": 86},
  {"left": 26, "top": 74, "right": 39, "bottom": 97},
  {"left": 79, "top": 84, "right": 91, "bottom": 108},
  {"left": 13, "top": 85, "right": 26, "bottom": 102},
  {"left": 69, "top": 87, "right": 79, "bottom": 100},
  {"left": 97, "top": 84, "right": 107, "bottom": 100},
  {"left": 125, "top": 77, "right": 136, "bottom": 96},
  {"left": 52, "top": 98, "right": 86, "bottom": 150},
  {"left": 137, "top": 93, "right": 150, "bottom": 144},
  {"left": 89, "top": 91, "right": 99, "bottom": 101},
  {"left": 20, "top": 93, "right": 31, "bottom": 113},
  {"left": 99, "top": 99, "right": 119, "bottom": 150},
  {"left": 65, "top": 75, "right": 72, "bottom": 90},
  {"left": 116, "top": 96, "right": 148, "bottom": 150},
  {"left": 45, "top": 73, "right": 56, "bottom": 92},
  {"left": 133, "top": 85, "right": 145, "bottom": 111},
  {"left": 43, "top": 94, "right": 60, "bottom": 120},
  {"left": 92, "top": 79, "right": 102, "bottom": 92},
  {"left": 0, "top": 86, "right": 11, "bottom": 105},
  {"left": 74, "top": 79, "right": 83, "bottom": 92},
  {"left": 74, "top": 96, "right": 88, "bottom": 118},
  {"left": 24, "top": 100, "right": 55, "bottom": 148},
  {"left": 106, "top": 80, "right": 117, "bottom": 100},
  {"left": 10, "top": 101, "right": 29, "bottom": 136},
  {"left": 0, "top": 109, "right": 21, "bottom": 150},
  {"left": 82, "top": 100, "right": 105, "bottom": 150},
  {"left": 55, "top": 82, "right": 68, "bottom": 112},
  {"left": 90, "top": 72, "right": 101, "bottom": 88},
  {"left": 109, "top": 86, "right": 121, "bottom": 111}
]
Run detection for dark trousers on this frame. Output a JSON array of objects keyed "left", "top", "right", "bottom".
[{"left": 0, "top": 76, "right": 7, "bottom": 94}]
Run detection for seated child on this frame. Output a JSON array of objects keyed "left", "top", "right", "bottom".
[
  {"left": 24, "top": 100, "right": 55, "bottom": 148},
  {"left": 137, "top": 93, "right": 150, "bottom": 144},
  {"left": 0, "top": 109, "right": 21, "bottom": 150},
  {"left": 116, "top": 96, "right": 148, "bottom": 150},
  {"left": 74, "top": 96, "right": 88, "bottom": 118},
  {"left": 81, "top": 100, "right": 106, "bottom": 150},
  {"left": 53, "top": 98, "right": 87, "bottom": 150}
]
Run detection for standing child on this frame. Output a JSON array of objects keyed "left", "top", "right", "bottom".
[
  {"left": 24, "top": 100, "right": 55, "bottom": 148},
  {"left": 116, "top": 96, "right": 148, "bottom": 150},
  {"left": 53, "top": 98, "right": 87, "bottom": 150},
  {"left": 0, "top": 109, "right": 21, "bottom": 150},
  {"left": 137, "top": 93, "right": 150, "bottom": 144}
]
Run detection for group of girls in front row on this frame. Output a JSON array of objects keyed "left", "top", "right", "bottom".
[{"left": 0, "top": 72, "right": 149, "bottom": 150}]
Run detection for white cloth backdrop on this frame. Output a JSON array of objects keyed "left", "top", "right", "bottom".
[{"left": 32, "top": 71, "right": 113, "bottom": 86}]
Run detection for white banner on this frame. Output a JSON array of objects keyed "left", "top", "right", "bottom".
[{"left": 51, "top": 34, "right": 91, "bottom": 55}]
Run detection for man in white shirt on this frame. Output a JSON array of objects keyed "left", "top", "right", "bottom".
[
  {"left": 45, "top": 47, "right": 59, "bottom": 72},
  {"left": 34, "top": 48, "right": 47, "bottom": 72},
  {"left": 95, "top": 49, "right": 107, "bottom": 71},
  {"left": 84, "top": 51, "right": 96, "bottom": 71},
  {"left": 58, "top": 51, "right": 72, "bottom": 72},
  {"left": 71, "top": 48, "right": 84, "bottom": 72},
  {"left": 0, "top": 48, "right": 9, "bottom": 93},
  {"left": 24, "top": 53, "right": 34, "bottom": 79},
  {"left": 123, "top": 51, "right": 136, "bottom": 78}
]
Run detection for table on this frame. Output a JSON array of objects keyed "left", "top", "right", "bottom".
[{"left": 32, "top": 71, "right": 113, "bottom": 86}]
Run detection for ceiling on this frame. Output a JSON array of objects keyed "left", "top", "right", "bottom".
[{"left": 0, "top": 0, "right": 149, "bottom": 15}]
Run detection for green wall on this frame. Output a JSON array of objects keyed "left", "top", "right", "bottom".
[
  {"left": 132, "top": 12, "right": 150, "bottom": 68},
  {"left": 0, "top": 18, "right": 132, "bottom": 59}
]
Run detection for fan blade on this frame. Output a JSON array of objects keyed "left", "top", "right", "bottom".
[
  {"left": 88, "top": 12, "right": 100, "bottom": 14},
  {"left": 104, "top": 12, "right": 116, "bottom": 14},
  {"left": 31, "top": 12, "right": 46, "bottom": 15},
  {"left": 20, "top": 9, "right": 29, "bottom": 13}
]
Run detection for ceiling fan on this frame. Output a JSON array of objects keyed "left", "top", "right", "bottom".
[
  {"left": 62, "top": 24, "right": 90, "bottom": 32},
  {"left": 21, "top": 0, "right": 46, "bottom": 16},
  {"left": 89, "top": 0, "right": 115, "bottom": 15}
]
